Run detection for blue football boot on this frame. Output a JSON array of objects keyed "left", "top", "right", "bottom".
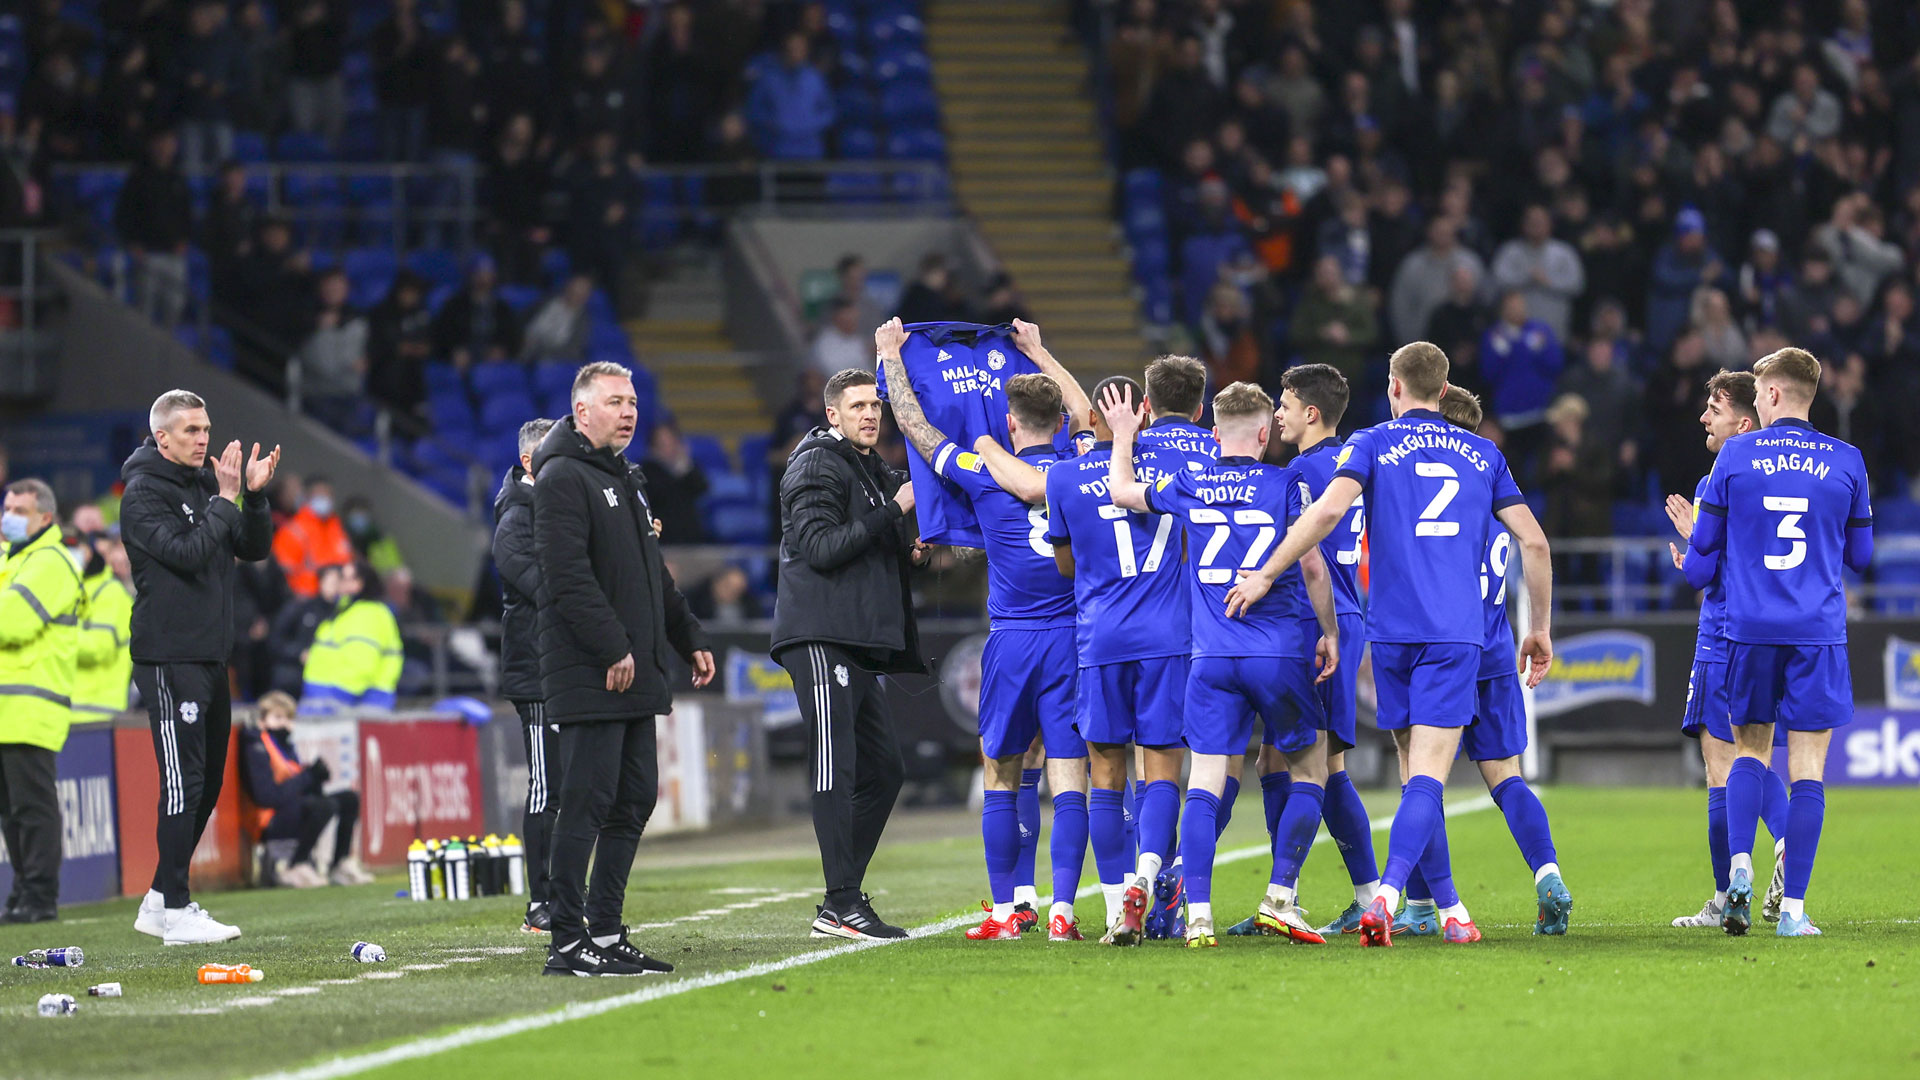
[
  {"left": 1144, "top": 863, "right": 1186, "bottom": 940},
  {"left": 1224, "top": 914, "right": 1263, "bottom": 936},
  {"left": 1724, "top": 868, "right": 1753, "bottom": 936},
  {"left": 1776, "top": 911, "right": 1822, "bottom": 937},
  {"left": 1534, "top": 872, "right": 1573, "bottom": 935},
  {"left": 1390, "top": 900, "right": 1441, "bottom": 937},
  {"left": 1318, "top": 900, "right": 1368, "bottom": 936}
]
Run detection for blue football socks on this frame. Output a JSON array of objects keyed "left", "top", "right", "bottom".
[
  {"left": 1260, "top": 770, "right": 1289, "bottom": 840},
  {"left": 1088, "top": 787, "right": 1130, "bottom": 885},
  {"left": 1180, "top": 789, "right": 1221, "bottom": 905},
  {"left": 1323, "top": 770, "right": 1378, "bottom": 886},
  {"left": 1138, "top": 779, "right": 1180, "bottom": 868},
  {"left": 982, "top": 789, "right": 1019, "bottom": 905},
  {"left": 1050, "top": 790, "right": 1088, "bottom": 907},
  {"left": 1784, "top": 779, "right": 1825, "bottom": 901},
  {"left": 1382, "top": 775, "right": 1445, "bottom": 894},
  {"left": 1015, "top": 769, "right": 1042, "bottom": 894},
  {"left": 1490, "top": 775, "right": 1558, "bottom": 874},
  {"left": 1725, "top": 756, "right": 1767, "bottom": 865},
  {"left": 1761, "top": 767, "right": 1791, "bottom": 843},
  {"left": 1707, "top": 786, "right": 1730, "bottom": 893},
  {"left": 1217, "top": 775, "right": 1241, "bottom": 838},
  {"left": 1270, "top": 781, "right": 1326, "bottom": 889}
]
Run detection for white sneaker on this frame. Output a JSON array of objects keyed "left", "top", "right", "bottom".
[
  {"left": 1672, "top": 899, "right": 1725, "bottom": 928},
  {"left": 276, "top": 860, "right": 328, "bottom": 889},
  {"left": 133, "top": 889, "right": 167, "bottom": 938},
  {"left": 329, "top": 857, "right": 375, "bottom": 886},
  {"left": 162, "top": 903, "right": 242, "bottom": 946},
  {"left": 1763, "top": 848, "right": 1787, "bottom": 923}
]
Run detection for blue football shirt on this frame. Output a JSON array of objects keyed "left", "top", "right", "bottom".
[
  {"left": 1688, "top": 475, "right": 1729, "bottom": 662},
  {"left": 1479, "top": 524, "right": 1517, "bottom": 679},
  {"left": 1045, "top": 440, "right": 1189, "bottom": 666},
  {"left": 933, "top": 439, "right": 1075, "bottom": 630},
  {"left": 1333, "top": 409, "right": 1524, "bottom": 645},
  {"left": 1145, "top": 456, "right": 1306, "bottom": 658},
  {"left": 1691, "top": 418, "right": 1873, "bottom": 646},
  {"left": 1290, "top": 436, "right": 1366, "bottom": 619},
  {"left": 1137, "top": 417, "right": 1221, "bottom": 472}
]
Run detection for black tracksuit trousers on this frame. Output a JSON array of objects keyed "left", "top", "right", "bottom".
[
  {"left": 547, "top": 718, "right": 657, "bottom": 945},
  {"left": 779, "top": 643, "right": 904, "bottom": 908}
]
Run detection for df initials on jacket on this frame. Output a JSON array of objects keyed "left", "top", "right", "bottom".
[{"left": 531, "top": 417, "right": 709, "bottom": 723}]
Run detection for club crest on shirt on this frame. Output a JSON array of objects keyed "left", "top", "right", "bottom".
[
  {"left": 181, "top": 502, "right": 195, "bottom": 522},
  {"left": 986, "top": 349, "right": 1006, "bottom": 371},
  {"left": 833, "top": 664, "right": 849, "bottom": 687}
]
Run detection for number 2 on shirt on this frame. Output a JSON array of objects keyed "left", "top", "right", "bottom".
[
  {"left": 1190, "top": 508, "right": 1276, "bottom": 584},
  {"left": 1415, "top": 462, "right": 1460, "bottom": 537}
]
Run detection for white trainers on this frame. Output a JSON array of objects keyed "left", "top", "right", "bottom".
[
  {"left": 329, "top": 857, "right": 375, "bottom": 886},
  {"left": 134, "top": 889, "right": 167, "bottom": 938},
  {"left": 1671, "top": 899, "right": 1725, "bottom": 928},
  {"left": 162, "top": 903, "right": 242, "bottom": 946},
  {"left": 1763, "top": 847, "right": 1787, "bottom": 923},
  {"left": 275, "top": 860, "right": 328, "bottom": 889}
]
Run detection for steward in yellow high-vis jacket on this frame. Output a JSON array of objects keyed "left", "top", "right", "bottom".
[
  {"left": 0, "top": 479, "right": 86, "bottom": 923},
  {"left": 73, "top": 531, "right": 135, "bottom": 720},
  {"left": 300, "top": 561, "right": 402, "bottom": 712}
]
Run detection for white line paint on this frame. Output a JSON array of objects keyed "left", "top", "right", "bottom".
[
  {"left": 273, "top": 987, "right": 324, "bottom": 997},
  {"left": 433, "top": 946, "right": 528, "bottom": 955},
  {"left": 228, "top": 996, "right": 280, "bottom": 1008},
  {"left": 253, "top": 794, "right": 1498, "bottom": 1080},
  {"left": 315, "top": 979, "right": 359, "bottom": 985},
  {"left": 400, "top": 963, "right": 449, "bottom": 971},
  {"left": 443, "top": 957, "right": 487, "bottom": 964},
  {"left": 358, "top": 971, "right": 406, "bottom": 980}
]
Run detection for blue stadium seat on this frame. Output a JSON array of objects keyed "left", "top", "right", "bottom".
[
  {"left": 499, "top": 285, "right": 542, "bottom": 312},
  {"left": 707, "top": 471, "right": 754, "bottom": 502},
  {"left": 686, "top": 435, "right": 732, "bottom": 476},
  {"left": 232, "top": 132, "right": 268, "bottom": 163},
  {"left": 838, "top": 128, "right": 880, "bottom": 160},
  {"left": 406, "top": 248, "right": 463, "bottom": 287},
  {"left": 424, "top": 363, "right": 464, "bottom": 396},
  {"left": 835, "top": 86, "right": 877, "bottom": 126},
  {"left": 470, "top": 362, "right": 531, "bottom": 398},
  {"left": 1123, "top": 167, "right": 1163, "bottom": 203},
  {"left": 343, "top": 247, "right": 398, "bottom": 298},
  {"left": 533, "top": 362, "right": 577, "bottom": 399},
  {"left": 1876, "top": 496, "right": 1920, "bottom": 533},
  {"left": 274, "top": 133, "right": 332, "bottom": 162},
  {"left": 428, "top": 391, "right": 477, "bottom": 433},
  {"left": 737, "top": 434, "right": 773, "bottom": 470},
  {"left": 708, "top": 500, "right": 770, "bottom": 544},
  {"left": 539, "top": 247, "right": 572, "bottom": 285},
  {"left": 479, "top": 391, "right": 538, "bottom": 433}
]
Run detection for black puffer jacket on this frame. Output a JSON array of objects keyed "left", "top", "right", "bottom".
[
  {"left": 770, "top": 427, "right": 925, "bottom": 674},
  {"left": 531, "top": 418, "right": 708, "bottom": 722},
  {"left": 491, "top": 464, "right": 541, "bottom": 705},
  {"left": 120, "top": 441, "right": 275, "bottom": 664}
]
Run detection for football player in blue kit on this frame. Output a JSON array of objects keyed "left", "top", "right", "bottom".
[
  {"left": 876, "top": 318, "right": 1098, "bottom": 942},
  {"left": 1105, "top": 381, "right": 1340, "bottom": 948},
  {"left": 1436, "top": 387, "right": 1571, "bottom": 937},
  {"left": 1688, "top": 348, "right": 1874, "bottom": 938},
  {"left": 1226, "top": 342, "right": 1554, "bottom": 947},
  {"left": 1662, "top": 371, "right": 1794, "bottom": 929},
  {"left": 1045, "top": 374, "right": 1194, "bottom": 937}
]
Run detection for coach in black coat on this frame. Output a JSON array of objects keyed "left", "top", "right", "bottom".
[{"left": 530, "top": 364, "right": 712, "bottom": 976}]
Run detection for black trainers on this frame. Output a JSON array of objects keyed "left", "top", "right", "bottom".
[
  {"left": 590, "top": 926, "right": 674, "bottom": 974},
  {"left": 541, "top": 939, "right": 646, "bottom": 977},
  {"left": 521, "top": 903, "right": 552, "bottom": 934}
]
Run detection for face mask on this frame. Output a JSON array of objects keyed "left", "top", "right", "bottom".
[
  {"left": 308, "top": 495, "right": 334, "bottom": 518},
  {"left": 1, "top": 513, "right": 29, "bottom": 544}
]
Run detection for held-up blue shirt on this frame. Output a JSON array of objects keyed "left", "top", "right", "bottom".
[
  {"left": 1683, "top": 475, "right": 1729, "bottom": 662},
  {"left": 1290, "top": 437, "right": 1365, "bottom": 619},
  {"left": 1144, "top": 456, "right": 1306, "bottom": 658},
  {"left": 1333, "top": 409, "right": 1524, "bottom": 645},
  {"left": 932, "top": 439, "right": 1074, "bottom": 630},
  {"left": 1690, "top": 418, "right": 1873, "bottom": 646},
  {"left": 1136, "top": 417, "right": 1220, "bottom": 472},
  {"left": 1480, "top": 525, "right": 1518, "bottom": 679},
  {"left": 1045, "top": 440, "right": 1189, "bottom": 666}
]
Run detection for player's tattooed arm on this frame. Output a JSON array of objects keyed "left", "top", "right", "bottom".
[
  {"left": 1011, "top": 319, "right": 1093, "bottom": 434},
  {"left": 875, "top": 318, "right": 947, "bottom": 463},
  {"left": 969, "top": 437, "right": 1049, "bottom": 504},
  {"left": 1098, "top": 383, "right": 1150, "bottom": 510},
  {"left": 1299, "top": 545, "right": 1339, "bottom": 683},
  {"left": 1494, "top": 500, "right": 1555, "bottom": 689},
  {"left": 1225, "top": 478, "right": 1359, "bottom": 617}
]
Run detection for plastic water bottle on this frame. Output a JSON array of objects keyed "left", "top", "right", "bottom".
[
  {"left": 37, "top": 994, "right": 78, "bottom": 1017},
  {"left": 197, "top": 963, "right": 263, "bottom": 984},
  {"left": 407, "top": 840, "right": 431, "bottom": 901},
  {"left": 87, "top": 983, "right": 123, "bottom": 997},
  {"left": 426, "top": 840, "right": 446, "bottom": 900},
  {"left": 481, "top": 835, "right": 505, "bottom": 896},
  {"left": 351, "top": 941, "right": 386, "bottom": 963},
  {"left": 12, "top": 947, "right": 83, "bottom": 969},
  {"left": 501, "top": 834, "right": 526, "bottom": 897},
  {"left": 444, "top": 838, "right": 470, "bottom": 901}
]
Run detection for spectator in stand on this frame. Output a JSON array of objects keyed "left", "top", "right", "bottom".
[
  {"left": 174, "top": 1, "right": 245, "bottom": 170},
  {"left": 1479, "top": 290, "right": 1564, "bottom": 468},
  {"left": 24, "top": 49, "right": 90, "bottom": 163},
  {"left": 1367, "top": 179, "right": 1422, "bottom": 292},
  {"left": 1315, "top": 192, "right": 1372, "bottom": 287},
  {"left": 1736, "top": 229, "right": 1794, "bottom": 332},
  {"left": 426, "top": 36, "right": 486, "bottom": 162},
  {"left": 273, "top": 477, "right": 354, "bottom": 599},
  {"left": 1814, "top": 194, "right": 1906, "bottom": 305},
  {"left": 746, "top": 31, "right": 835, "bottom": 161},
  {"left": 300, "top": 561, "right": 402, "bottom": 713},
  {"left": 366, "top": 272, "right": 432, "bottom": 432},
  {"left": 1557, "top": 337, "right": 1642, "bottom": 493},
  {"left": 370, "top": 0, "right": 433, "bottom": 162},
  {"left": 484, "top": 113, "right": 553, "bottom": 285},
  {"left": 1493, "top": 204, "right": 1585, "bottom": 341},
  {"left": 234, "top": 218, "right": 314, "bottom": 354},
  {"left": 1690, "top": 287, "right": 1747, "bottom": 370},
  {"left": 894, "top": 254, "right": 969, "bottom": 324},
  {"left": 645, "top": 3, "right": 717, "bottom": 165},
  {"left": 1180, "top": 179, "right": 1251, "bottom": 325},
  {"left": 811, "top": 298, "right": 866, "bottom": 378},
  {"left": 1289, "top": 254, "right": 1377, "bottom": 390},
  {"left": 640, "top": 421, "right": 710, "bottom": 545},
  {"left": 200, "top": 161, "right": 259, "bottom": 313},
  {"left": 241, "top": 691, "right": 373, "bottom": 888},
  {"left": 269, "top": 563, "right": 339, "bottom": 695},
  {"left": 94, "top": 41, "right": 161, "bottom": 162},
  {"left": 1646, "top": 208, "right": 1728, "bottom": 354},
  {"left": 1425, "top": 263, "right": 1490, "bottom": 381},
  {"left": 1767, "top": 62, "right": 1843, "bottom": 146},
  {"left": 1265, "top": 45, "right": 1324, "bottom": 144},
  {"left": 979, "top": 273, "right": 1031, "bottom": 326},
  {"left": 432, "top": 255, "right": 521, "bottom": 371},
  {"left": 1143, "top": 36, "right": 1223, "bottom": 169},
  {"left": 1537, "top": 393, "right": 1612, "bottom": 584},
  {"left": 285, "top": 0, "right": 347, "bottom": 146},
  {"left": 1389, "top": 215, "right": 1485, "bottom": 345},
  {"left": 113, "top": 129, "right": 193, "bottom": 327},
  {"left": 295, "top": 270, "right": 370, "bottom": 433},
  {"left": 687, "top": 564, "right": 765, "bottom": 626},
  {"left": 1197, "top": 281, "right": 1259, "bottom": 386},
  {"left": 231, "top": 1, "right": 284, "bottom": 136},
  {"left": 565, "top": 130, "right": 635, "bottom": 295},
  {"left": 555, "top": 43, "right": 641, "bottom": 155},
  {"left": 1780, "top": 247, "right": 1846, "bottom": 342},
  {"left": 1809, "top": 353, "right": 1884, "bottom": 486},
  {"left": 833, "top": 254, "right": 879, "bottom": 328},
  {"left": 1646, "top": 330, "right": 1716, "bottom": 493},
  {"left": 342, "top": 495, "right": 404, "bottom": 575},
  {"left": 522, "top": 275, "right": 595, "bottom": 364}
]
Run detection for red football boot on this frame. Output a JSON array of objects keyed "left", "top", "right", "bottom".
[
  {"left": 1357, "top": 895, "right": 1394, "bottom": 948},
  {"left": 1442, "top": 917, "right": 1482, "bottom": 944}
]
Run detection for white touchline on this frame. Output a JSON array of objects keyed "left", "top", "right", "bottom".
[{"left": 255, "top": 794, "right": 1500, "bottom": 1080}]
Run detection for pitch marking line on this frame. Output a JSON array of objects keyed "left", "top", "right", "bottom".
[{"left": 256, "top": 794, "right": 1497, "bottom": 1080}]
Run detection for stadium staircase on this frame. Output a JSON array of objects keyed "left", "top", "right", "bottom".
[
  {"left": 632, "top": 260, "right": 768, "bottom": 451},
  {"left": 927, "top": 0, "right": 1145, "bottom": 372}
]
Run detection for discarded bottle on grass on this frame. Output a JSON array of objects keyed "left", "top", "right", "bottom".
[
  {"left": 351, "top": 941, "right": 386, "bottom": 963},
  {"left": 197, "top": 963, "right": 263, "bottom": 984},
  {"left": 87, "top": 983, "right": 123, "bottom": 998},
  {"left": 12, "top": 946, "right": 83, "bottom": 969},
  {"left": 37, "top": 993, "right": 78, "bottom": 1017},
  {"left": 407, "top": 839, "right": 431, "bottom": 901}
]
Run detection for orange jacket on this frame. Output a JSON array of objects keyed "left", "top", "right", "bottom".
[{"left": 272, "top": 506, "right": 353, "bottom": 597}]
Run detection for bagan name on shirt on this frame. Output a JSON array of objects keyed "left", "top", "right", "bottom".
[{"left": 1747, "top": 434, "right": 1836, "bottom": 480}]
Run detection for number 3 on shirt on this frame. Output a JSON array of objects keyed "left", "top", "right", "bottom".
[
  {"left": 1099, "top": 504, "right": 1174, "bottom": 578},
  {"left": 1762, "top": 495, "right": 1808, "bottom": 570}
]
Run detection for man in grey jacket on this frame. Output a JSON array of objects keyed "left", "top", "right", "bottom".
[{"left": 1493, "top": 205, "right": 1585, "bottom": 341}]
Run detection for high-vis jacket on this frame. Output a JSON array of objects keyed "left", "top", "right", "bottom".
[
  {"left": 73, "top": 567, "right": 134, "bottom": 718},
  {"left": 299, "top": 597, "right": 403, "bottom": 711},
  {"left": 0, "top": 525, "right": 87, "bottom": 752}
]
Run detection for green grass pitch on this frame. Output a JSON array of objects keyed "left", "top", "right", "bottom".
[{"left": 2, "top": 786, "right": 1914, "bottom": 1079}]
